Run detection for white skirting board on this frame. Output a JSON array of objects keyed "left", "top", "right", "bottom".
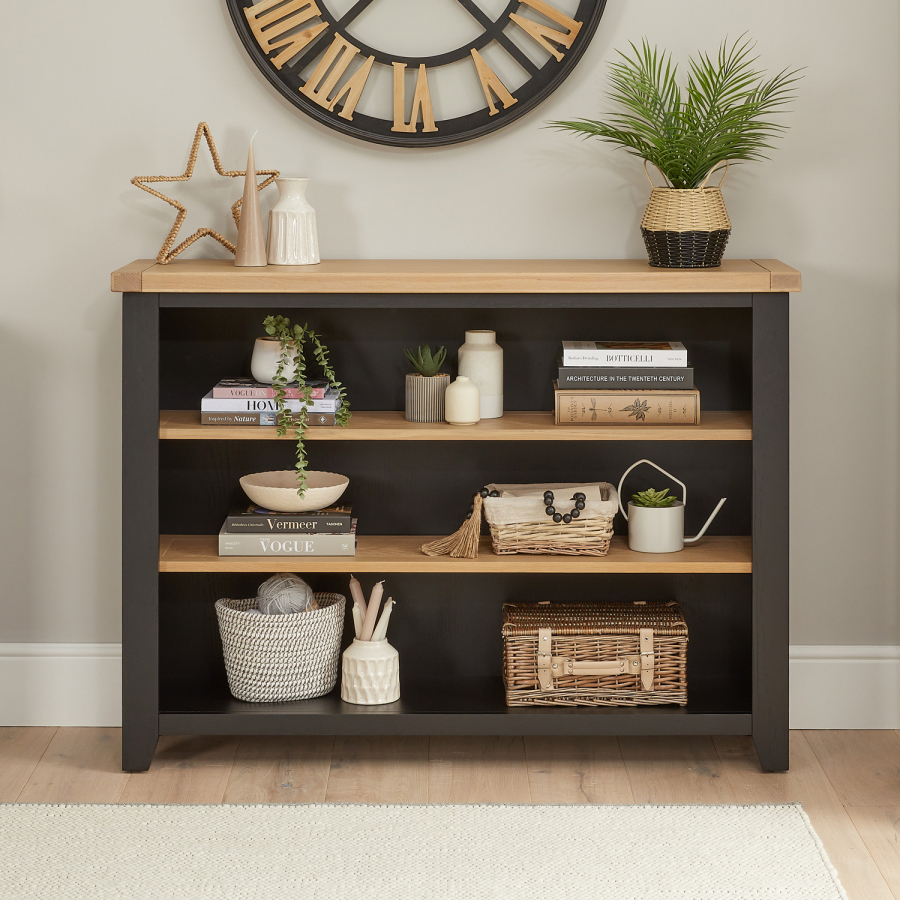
[{"left": 0, "top": 643, "right": 898, "bottom": 728}]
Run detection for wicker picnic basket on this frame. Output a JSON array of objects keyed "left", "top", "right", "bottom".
[
  {"left": 483, "top": 482, "right": 617, "bottom": 556},
  {"left": 215, "top": 593, "right": 345, "bottom": 702},
  {"left": 502, "top": 600, "right": 688, "bottom": 707},
  {"left": 641, "top": 161, "right": 731, "bottom": 268}
]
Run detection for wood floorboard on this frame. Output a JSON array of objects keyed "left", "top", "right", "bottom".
[
  {"left": 619, "top": 735, "right": 736, "bottom": 804},
  {"left": 223, "top": 736, "right": 334, "bottom": 804},
  {"left": 523, "top": 736, "right": 634, "bottom": 804},
  {"left": 715, "top": 733, "right": 895, "bottom": 900},
  {"left": 428, "top": 736, "right": 531, "bottom": 804},
  {"left": 805, "top": 730, "right": 900, "bottom": 808},
  {"left": 118, "top": 736, "right": 241, "bottom": 804},
  {"left": 324, "top": 736, "right": 429, "bottom": 803},
  {"left": 0, "top": 727, "right": 57, "bottom": 802},
  {"left": 17, "top": 728, "right": 130, "bottom": 804},
  {"left": 846, "top": 807, "right": 900, "bottom": 899}
]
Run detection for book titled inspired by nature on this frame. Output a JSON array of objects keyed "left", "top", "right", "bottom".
[
  {"left": 554, "top": 383, "right": 700, "bottom": 426},
  {"left": 218, "top": 521, "right": 357, "bottom": 556},
  {"left": 561, "top": 341, "right": 688, "bottom": 368},
  {"left": 212, "top": 377, "right": 330, "bottom": 400},
  {"left": 223, "top": 506, "right": 353, "bottom": 534},
  {"left": 200, "top": 411, "right": 336, "bottom": 426},
  {"left": 558, "top": 365, "right": 694, "bottom": 390}
]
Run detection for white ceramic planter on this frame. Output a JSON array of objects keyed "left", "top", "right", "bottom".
[
  {"left": 458, "top": 330, "right": 503, "bottom": 419},
  {"left": 625, "top": 501, "right": 687, "bottom": 553},
  {"left": 341, "top": 639, "right": 400, "bottom": 705},
  {"left": 444, "top": 375, "right": 480, "bottom": 425},
  {"left": 250, "top": 336, "right": 298, "bottom": 384},
  {"left": 266, "top": 177, "right": 320, "bottom": 266}
]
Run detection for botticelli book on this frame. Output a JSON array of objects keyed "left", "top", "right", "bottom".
[
  {"left": 223, "top": 507, "right": 353, "bottom": 534},
  {"left": 218, "top": 522, "right": 357, "bottom": 556},
  {"left": 554, "top": 384, "right": 700, "bottom": 426},
  {"left": 561, "top": 341, "right": 688, "bottom": 367},
  {"left": 558, "top": 365, "right": 694, "bottom": 390},
  {"left": 212, "top": 377, "right": 329, "bottom": 399},
  {"left": 200, "top": 411, "right": 336, "bottom": 426}
]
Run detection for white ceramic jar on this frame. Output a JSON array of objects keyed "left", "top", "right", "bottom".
[
  {"left": 341, "top": 639, "right": 400, "bottom": 705},
  {"left": 457, "top": 330, "right": 503, "bottom": 418},
  {"left": 250, "top": 336, "right": 298, "bottom": 384},
  {"left": 444, "top": 376, "right": 480, "bottom": 425},
  {"left": 625, "top": 501, "right": 687, "bottom": 553},
  {"left": 266, "top": 177, "right": 320, "bottom": 266}
]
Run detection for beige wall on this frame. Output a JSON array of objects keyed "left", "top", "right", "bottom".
[{"left": 0, "top": 1, "right": 896, "bottom": 645}]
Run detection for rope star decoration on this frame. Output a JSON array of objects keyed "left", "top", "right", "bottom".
[{"left": 131, "top": 122, "right": 279, "bottom": 265}]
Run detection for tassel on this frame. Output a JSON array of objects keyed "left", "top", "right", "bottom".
[{"left": 421, "top": 493, "right": 483, "bottom": 559}]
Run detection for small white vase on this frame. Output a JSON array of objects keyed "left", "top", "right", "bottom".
[
  {"left": 458, "top": 330, "right": 503, "bottom": 418},
  {"left": 266, "top": 177, "right": 320, "bottom": 266},
  {"left": 341, "top": 639, "right": 400, "bottom": 705},
  {"left": 445, "top": 375, "right": 480, "bottom": 425},
  {"left": 250, "top": 336, "right": 298, "bottom": 384}
]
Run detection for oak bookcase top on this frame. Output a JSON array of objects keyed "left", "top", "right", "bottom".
[{"left": 111, "top": 258, "right": 800, "bottom": 294}]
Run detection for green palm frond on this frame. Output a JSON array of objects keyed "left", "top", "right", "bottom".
[{"left": 550, "top": 36, "right": 802, "bottom": 188}]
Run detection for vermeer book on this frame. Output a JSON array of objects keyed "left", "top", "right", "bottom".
[
  {"left": 554, "top": 384, "right": 700, "bottom": 425},
  {"left": 558, "top": 365, "right": 694, "bottom": 390},
  {"left": 223, "top": 506, "right": 353, "bottom": 534},
  {"left": 561, "top": 341, "right": 688, "bottom": 367},
  {"left": 218, "top": 522, "right": 357, "bottom": 556}
]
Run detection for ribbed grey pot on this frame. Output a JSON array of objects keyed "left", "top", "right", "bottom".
[{"left": 405, "top": 373, "right": 449, "bottom": 423}]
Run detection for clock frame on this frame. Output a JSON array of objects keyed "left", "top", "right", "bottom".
[{"left": 226, "top": 0, "right": 608, "bottom": 147}]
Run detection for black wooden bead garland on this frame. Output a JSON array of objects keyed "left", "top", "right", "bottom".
[
  {"left": 466, "top": 487, "right": 500, "bottom": 519},
  {"left": 544, "top": 491, "right": 586, "bottom": 525}
]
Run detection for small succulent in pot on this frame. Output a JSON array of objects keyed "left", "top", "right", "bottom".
[
  {"left": 631, "top": 488, "right": 677, "bottom": 508},
  {"left": 404, "top": 344, "right": 449, "bottom": 423}
]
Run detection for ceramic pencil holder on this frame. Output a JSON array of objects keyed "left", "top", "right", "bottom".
[{"left": 341, "top": 639, "right": 400, "bottom": 705}]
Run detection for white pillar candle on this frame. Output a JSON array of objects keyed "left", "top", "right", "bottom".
[
  {"left": 457, "top": 330, "right": 503, "bottom": 418},
  {"left": 444, "top": 376, "right": 480, "bottom": 425}
]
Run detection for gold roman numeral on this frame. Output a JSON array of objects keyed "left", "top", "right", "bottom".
[
  {"left": 244, "top": 0, "right": 328, "bottom": 70},
  {"left": 470, "top": 49, "right": 517, "bottom": 116},
  {"left": 509, "top": 0, "right": 582, "bottom": 62},
  {"left": 300, "top": 35, "right": 375, "bottom": 121},
  {"left": 391, "top": 63, "right": 438, "bottom": 133}
]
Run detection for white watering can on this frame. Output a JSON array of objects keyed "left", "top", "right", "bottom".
[{"left": 617, "top": 459, "right": 727, "bottom": 553}]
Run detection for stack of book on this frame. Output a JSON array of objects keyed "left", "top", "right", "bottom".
[
  {"left": 218, "top": 505, "right": 357, "bottom": 557},
  {"left": 201, "top": 378, "right": 341, "bottom": 426},
  {"left": 554, "top": 341, "right": 700, "bottom": 426}
]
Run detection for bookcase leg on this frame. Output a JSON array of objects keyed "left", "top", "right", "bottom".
[
  {"left": 122, "top": 291, "right": 160, "bottom": 773},
  {"left": 751, "top": 293, "right": 790, "bottom": 773}
]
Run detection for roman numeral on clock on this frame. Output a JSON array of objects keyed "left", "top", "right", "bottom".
[
  {"left": 243, "top": 0, "right": 327, "bottom": 70},
  {"left": 510, "top": 0, "right": 583, "bottom": 62},
  {"left": 300, "top": 35, "right": 375, "bottom": 121},
  {"left": 470, "top": 49, "right": 517, "bottom": 116},
  {"left": 392, "top": 64, "right": 438, "bottom": 133}
]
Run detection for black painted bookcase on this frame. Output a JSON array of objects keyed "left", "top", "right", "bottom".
[{"left": 116, "top": 258, "right": 797, "bottom": 773}]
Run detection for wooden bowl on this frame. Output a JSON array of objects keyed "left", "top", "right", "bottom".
[{"left": 239, "top": 470, "right": 349, "bottom": 513}]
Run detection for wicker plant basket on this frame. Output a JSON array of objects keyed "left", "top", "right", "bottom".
[
  {"left": 483, "top": 482, "right": 617, "bottom": 556},
  {"left": 502, "top": 600, "right": 688, "bottom": 707},
  {"left": 640, "top": 162, "right": 731, "bottom": 269},
  {"left": 215, "top": 593, "right": 345, "bottom": 703}
]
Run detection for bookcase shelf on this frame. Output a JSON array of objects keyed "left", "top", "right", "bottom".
[
  {"left": 119, "top": 258, "right": 793, "bottom": 774},
  {"left": 159, "top": 534, "right": 752, "bottom": 574},
  {"left": 160, "top": 410, "right": 753, "bottom": 441}
]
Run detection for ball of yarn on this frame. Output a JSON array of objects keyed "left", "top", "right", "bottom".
[{"left": 257, "top": 573, "right": 315, "bottom": 615}]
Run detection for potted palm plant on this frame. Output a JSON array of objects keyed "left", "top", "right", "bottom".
[{"left": 552, "top": 36, "right": 801, "bottom": 268}]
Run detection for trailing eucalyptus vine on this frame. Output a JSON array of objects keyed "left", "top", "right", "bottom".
[{"left": 263, "top": 315, "right": 350, "bottom": 496}]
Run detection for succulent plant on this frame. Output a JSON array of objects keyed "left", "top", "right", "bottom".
[
  {"left": 631, "top": 488, "right": 677, "bottom": 508},
  {"left": 405, "top": 344, "right": 447, "bottom": 377}
]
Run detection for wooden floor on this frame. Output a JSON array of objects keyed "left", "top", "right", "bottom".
[{"left": 1, "top": 729, "right": 897, "bottom": 898}]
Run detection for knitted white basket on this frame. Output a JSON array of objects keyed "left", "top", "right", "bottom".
[{"left": 215, "top": 593, "right": 345, "bottom": 703}]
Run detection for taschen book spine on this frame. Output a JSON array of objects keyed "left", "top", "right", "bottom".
[
  {"left": 218, "top": 524, "right": 357, "bottom": 556},
  {"left": 554, "top": 385, "right": 700, "bottom": 425},
  {"left": 558, "top": 366, "right": 694, "bottom": 390},
  {"left": 223, "top": 513, "right": 353, "bottom": 533},
  {"left": 561, "top": 341, "right": 688, "bottom": 368},
  {"left": 200, "top": 412, "right": 336, "bottom": 426}
]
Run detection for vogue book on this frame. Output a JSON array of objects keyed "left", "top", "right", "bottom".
[
  {"left": 211, "top": 377, "right": 330, "bottom": 400},
  {"left": 218, "top": 521, "right": 357, "bottom": 556}
]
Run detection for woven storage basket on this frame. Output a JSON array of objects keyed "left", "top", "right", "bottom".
[
  {"left": 502, "top": 600, "right": 688, "bottom": 707},
  {"left": 640, "top": 162, "right": 731, "bottom": 269},
  {"left": 483, "top": 482, "right": 617, "bottom": 556},
  {"left": 215, "top": 593, "right": 345, "bottom": 702}
]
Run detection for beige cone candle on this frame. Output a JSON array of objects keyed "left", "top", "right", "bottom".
[{"left": 234, "top": 138, "right": 267, "bottom": 267}]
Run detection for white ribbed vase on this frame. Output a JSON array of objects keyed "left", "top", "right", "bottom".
[
  {"left": 341, "top": 639, "right": 400, "bottom": 705},
  {"left": 457, "top": 330, "right": 503, "bottom": 418},
  {"left": 266, "top": 178, "right": 320, "bottom": 266}
]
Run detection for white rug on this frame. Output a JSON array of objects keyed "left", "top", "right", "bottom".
[{"left": 0, "top": 803, "right": 846, "bottom": 899}]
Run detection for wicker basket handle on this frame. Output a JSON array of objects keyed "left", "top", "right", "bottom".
[
  {"left": 699, "top": 160, "right": 730, "bottom": 189},
  {"left": 643, "top": 160, "right": 671, "bottom": 189},
  {"left": 617, "top": 459, "right": 687, "bottom": 521}
]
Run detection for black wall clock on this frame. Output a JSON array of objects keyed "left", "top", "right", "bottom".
[{"left": 227, "top": 0, "right": 607, "bottom": 147}]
